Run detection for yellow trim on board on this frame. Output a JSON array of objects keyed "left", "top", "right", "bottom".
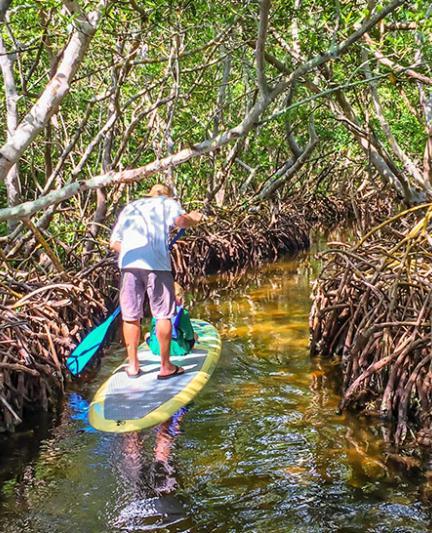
[{"left": 88, "top": 320, "right": 221, "bottom": 433}]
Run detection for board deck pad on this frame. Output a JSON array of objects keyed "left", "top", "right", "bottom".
[
  {"left": 88, "top": 320, "right": 221, "bottom": 433},
  {"left": 104, "top": 349, "right": 208, "bottom": 420}
]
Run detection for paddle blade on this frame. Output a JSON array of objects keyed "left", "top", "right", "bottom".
[{"left": 66, "top": 306, "right": 121, "bottom": 375}]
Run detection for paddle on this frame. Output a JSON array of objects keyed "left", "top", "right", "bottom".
[{"left": 66, "top": 228, "right": 186, "bottom": 376}]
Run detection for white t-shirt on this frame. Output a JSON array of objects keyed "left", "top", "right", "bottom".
[{"left": 111, "top": 196, "right": 185, "bottom": 271}]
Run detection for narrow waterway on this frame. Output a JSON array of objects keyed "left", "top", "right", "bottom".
[{"left": 1, "top": 242, "right": 432, "bottom": 532}]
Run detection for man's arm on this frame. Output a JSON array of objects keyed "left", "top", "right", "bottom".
[
  {"left": 110, "top": 205, "right": 127, "bottom": 253},
  {"left": 174, "top": 210, "right": 203, "bottom": 229}
]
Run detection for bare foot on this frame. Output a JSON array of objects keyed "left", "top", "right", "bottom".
[
  {"left": 158, "top": 364, "right": 184, "bottom": 378},
  {"left": 125, "top": 365, "right": 141, "bottom": 377}
]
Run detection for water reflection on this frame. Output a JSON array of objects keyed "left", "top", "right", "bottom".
[
  {"left": 68, "top": 392, "right": 97, "bottom": 433},
  {"left": 110, "top": 408, "right": 189, "bottom": 531}
]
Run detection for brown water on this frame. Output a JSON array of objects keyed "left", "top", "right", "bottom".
[{"left": 1, "top": 244, "right": 432, "bottom": 532}]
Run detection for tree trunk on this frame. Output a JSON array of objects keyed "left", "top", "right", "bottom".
[
  {"left": 0, "top": 2, "right": 106, "bottom": 182},
  {"left": 0, "top": 34, "right": 21, "bottom": 228}
]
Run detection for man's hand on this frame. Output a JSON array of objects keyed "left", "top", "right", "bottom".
[
  {"left": 110, "top": 240, "right": 121, "bottom": 253},
  {"left": 175, "top": 210, "right": 204, "bottom": 228},
  {"left": 188, "top": 210, "right": 203, "bottom": 224}
]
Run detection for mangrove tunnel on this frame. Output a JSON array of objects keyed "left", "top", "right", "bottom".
[{"left": 1, "top": 0, "right": 432, "bottom": 530}]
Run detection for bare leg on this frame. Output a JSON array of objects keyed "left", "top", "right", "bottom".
[
  {"left": 123, "top": 319, "right": 141, "bottom": 375},
  {"left": 157, "top": 318, "right": 183, "bottom": 376}
]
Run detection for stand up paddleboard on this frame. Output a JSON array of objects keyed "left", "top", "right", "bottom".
[{"left": 88, "top": 319, "right": 221, "bottom": 433}]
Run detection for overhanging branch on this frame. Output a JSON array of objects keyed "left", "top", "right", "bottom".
[{"left": 0, "top": 0, "right": 407, "bottom": 222}]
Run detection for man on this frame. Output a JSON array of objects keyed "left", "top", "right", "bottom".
[{"left": 110, "top": 183, "right": 202, "bottom": 379}]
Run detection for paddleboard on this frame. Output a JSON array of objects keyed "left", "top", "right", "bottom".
[{"left": 88, "top": 319, "right": 221, "bottom": 433}]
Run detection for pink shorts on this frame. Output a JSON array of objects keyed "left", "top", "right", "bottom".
[{"left": 120, "top": 269, "right": 176, "bottom": 321}]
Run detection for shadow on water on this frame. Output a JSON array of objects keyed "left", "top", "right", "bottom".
[{"left": 2, "top": 234, "right": 432, "bottom": 531}]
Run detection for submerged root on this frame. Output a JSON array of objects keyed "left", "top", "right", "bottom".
[{"left": 310, "top": 203, "right": 432, "bottom": 448}]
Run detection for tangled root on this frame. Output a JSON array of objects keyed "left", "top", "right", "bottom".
[{"left": 310, "top": 203, "right": 432, "bottom": 447}]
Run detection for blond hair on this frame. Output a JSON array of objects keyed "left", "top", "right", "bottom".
[
  {"left": 146, "top": 183, "right": 174, "bottom": 197},
  {"left": 174, "top": 282, "right": 184, "bottom": 300}
]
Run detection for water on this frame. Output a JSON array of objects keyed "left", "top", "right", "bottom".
[{"left": 1, "top": 246, "right": 432, "bottom": 532}]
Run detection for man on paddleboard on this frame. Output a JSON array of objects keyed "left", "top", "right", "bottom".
[{"left": 110, "top": 184, "right": 202, "bottom": 379}]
